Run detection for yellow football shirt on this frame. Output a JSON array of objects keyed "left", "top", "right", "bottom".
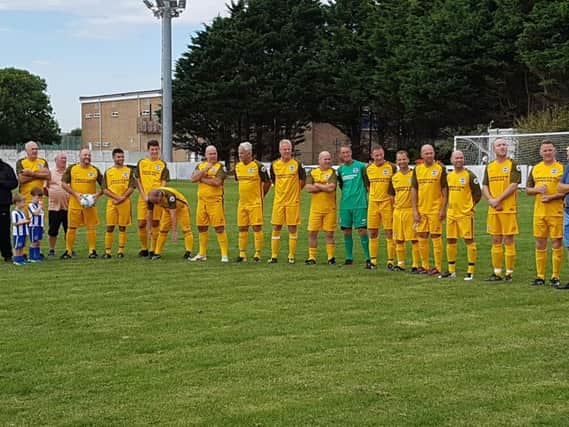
[
  {"left": 196, "top": 162, "right": 226, "bottom": 201},
  {"left": 62, "top": 164, "right": 103, "bottom": 209},
  {"left": 235, "top": 160, "right": 270, "bottom": 207},
  {"left": 149, "top": 187, "right": 189, "bottom": 210},
  {"left": 270, "top": 159, "right": 306, "bottom": 206},
  {"left": 16, "top": 157, "right": 49, "bottom": 199},
  {"left": 392, "top": 169, "right": 413, "bottom": 210},
  {"left": 136, "top": 158, "right": 169, "bottom": 193},
  {"left": 306, "top": 167, "right": 337, "bottom": 212},
  {"left": 411, "top": 162, "right": 447, "bottom": 215},
  {"left": 527, "top": 161, "right": 564, "bottom": 217},
  {"left": 483, "top": 159, "right": 521, "bottom": 214},
  {"left": 367, "top": 162, "right": 397, "bottom": 202},
  {"left": 103, "top": 166, "right": 136, "bottom": 196},
  {"left": 447, "top": 168, "right": 482, "bottom": 218}
]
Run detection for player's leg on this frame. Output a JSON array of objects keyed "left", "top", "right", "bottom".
[
  {"left": 270, "top": 204, "right": 285, "bottom": 262},
  {"left": 356, "top": 208, "right": 371, "bottom": 266},
  {"left": 153, "top": 209, "right": 171, "bottom": 258},
  {"left": 150, "top": 206, "right": 162, "bottom": 255},
  {"left": 105, "top": 201, "right": 117, "bottom": 257},
  {"left": 416, "top": 215, "right": 431, "bottom": 272},
  {"left": 463, "top": 215, "right": 477, "bottom": 280},
  {"left": 286, "top": 205, "right": 300, "bottom": 263},
  {"left": 323, "top": 210, "right": 336, "bottom": 264},
  {"left": 429, "top": 214, "right": 443, "bottom": 274},
  {"left": 117, "top": 200, "right": 131, "bottom": 257},
  {"left": 251, "top": 205, "right": 264, "bottom": 261},
  {"left": 367, "top": 202, "right": 380, "bottom": 267},
  {"left": 47, "top": 210, "right": 59, "bottom": 256},
  {"left": 445, "top": 218, "right": 458, "bottom": 277},
  {"left": 503, "top": 214, "right": 519, "bottom": 281},
  {"left": 63, "top": 208, "right": 80, "bottom": 258},
  {"left": 177, "top": 204, "right": 193, "bottom": 259},
  {"left": 382, "top": 206, "right": 395, "bottom": 269},
  {"left": 137, "top": 198, "right": 149, "bottom": 256},
  {"left": 84, "top": 207, "right": 99, "bottom": 257},
  {"left": 193, "top": 200, "right": 209, "bottom": 260},
  {"left": 237, "top": 205, "right": 249, "bottom": 261},
  {"left": 533, "top": 216, "right": 547, "bottom": 284},
  {"left": 306, "top": 210, "right": 320, "bottom": 263},
  {"left": 211, "top": 201, "right": 228, "bottom": 261},
  {"left": 550, "top": 216, "right": 563, "bottom": 286},
  {"left": 486, "top": 214, "right": 504, "bottom": 280},
  {"left": 340, "top": 209, "right": 354, "bottom": 264}
]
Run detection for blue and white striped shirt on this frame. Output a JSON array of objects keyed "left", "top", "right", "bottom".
[
  {"left": 11, "top": 209, "right": 28, "bottom": 237},
  {"left": 28, "top": 202, "right": 44, "bottom": 228}
]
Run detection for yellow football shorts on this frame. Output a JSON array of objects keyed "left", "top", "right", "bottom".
[
  {"left": 237, "top": 204, "right": 264, "bottom": 227},
  {"left": 446, "top": 215, "right": 475, "bottom": 240},
  {"left": 533, "top": 215, "right": 562, "bottom": 239},
  {"left": 367, "top": 201, "right": 393, "bottom": 230},
  {"left": 392, "top": 208, "right": 416, "bottom": 241},
  {"left": 307, "top": 209, "right": 336, "bottom": 232},
  {"left": 196, "top": 198, "right": 226, "bottom": 227},
  {"left": 68, "top": 207, "right": 99, "bottom": 228},
  {"left": 271, "top": 203, "right": 300, "bottom": 226},
  {"left": 106, "top": 199, "right": 132, "bottom": 227},
  {"left": 486, "top": 213, "right": 519, "bottom": 236}
]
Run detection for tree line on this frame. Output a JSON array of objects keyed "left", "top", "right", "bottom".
[{"left": 173, "top": 0, "right": 569, "bottom": 162}]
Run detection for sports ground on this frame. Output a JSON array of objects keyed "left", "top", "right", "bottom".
[{"left": 2, "top": 180, "right": 569, "bottom": 425}]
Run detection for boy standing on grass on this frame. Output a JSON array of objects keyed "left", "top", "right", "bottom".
[
  {"left": 12, "top": 194, "right": 29, "bottom": 266},
  {"left": 27, "top": 187, "right": 45, "bottom": 262}
]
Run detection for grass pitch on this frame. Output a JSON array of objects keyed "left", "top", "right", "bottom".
[{"left": 2, "top": 181, "right": 569, "bottom": 425}]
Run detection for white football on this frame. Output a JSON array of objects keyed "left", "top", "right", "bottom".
[{"left": 80, "top": 194, "right": 96, "bottom": 208}]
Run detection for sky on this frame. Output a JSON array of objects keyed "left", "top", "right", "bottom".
[{"left": 0, "top": 0, "right": 231, "bottom": 132}]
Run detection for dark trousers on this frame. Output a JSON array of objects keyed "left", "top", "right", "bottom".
[{"left": 0, "top": 206, "right": 12, "bottom": 260}]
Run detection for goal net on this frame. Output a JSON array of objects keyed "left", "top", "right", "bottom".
[{"left": 453, "top": 130, "right": 569, "bottom": 188}]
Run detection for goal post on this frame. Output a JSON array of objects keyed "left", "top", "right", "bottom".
[{"left": 453, "top": 130, "right": 569, "bottom": 188}]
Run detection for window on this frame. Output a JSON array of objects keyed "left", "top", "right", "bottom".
[
  {"left": 141, "top": 110, "right": 151, "bottom": 116},
  {"left": 85, "top": 113, "right": 92, "bottom": 119},
  {"left": 93, "top": 112, "right": 101, "bottom": 118},
  {"left": 111, "top": 111, "right": 119, "bottom": 118}
]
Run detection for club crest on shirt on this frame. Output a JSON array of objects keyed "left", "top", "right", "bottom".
[
  {"left": 502, "top": 167, "right": 509, "bottom": 173},
  {"left": 459, "top": 177, "right": 466, "bottom": 184},
  {"left": 352, "top": 167, "right": 359, "bottom": 174},
  {"left": 431, "top": 170, "right": 438, "bottom": 176},
  {"left": 323, "top": 173, "right": 330, "bottom": 180},
  {"left": 155, "top": 165, "right": 161, "bottom": 171},
  {"left": 552, "top": 168, "right": 558, "bottom": 174},
  {"left": 248, "top": 167, "right": 255, "bottom": 174},
  {"left": 123, "top": 172, "right": 129, "bottom": 177},
  {"left": 88, "top": 172, "right": 94, "bottom": 177},
  {"left": 289, "top": 165, "right": 296, "bottom": 172}
]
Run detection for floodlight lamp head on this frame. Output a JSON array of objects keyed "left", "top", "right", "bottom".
[
  {"left": 178, "top": 0, "right": 186, "bottom": 9},
  {"left": 143, "top": 0, "right": 154, "bottom": 9}
]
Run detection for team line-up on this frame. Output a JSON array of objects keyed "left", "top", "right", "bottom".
[{"left": 6, "top": 138, "right": 569, "bottom": 289}]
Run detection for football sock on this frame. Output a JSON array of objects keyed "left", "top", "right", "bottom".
[
  {"left": 447, "top": 242, "right": 457, "bottom": 274},
  {"left": 183, "top": 229, "right": 194, "bottom": 253},
  {"left": 216, "top": 231, "right": 229, "bottom": 257},
  {"left": 386, "top": 237, "right": 395, "bottom": 265},
  {"left": 491, "top": 243, "right": 503, "bottom": 275},
  {"left": 288, "top": 232, "right": 298, "bottom": 259},
  {"left": 87, "top": 228, "right": 96, "bottom": 253},
  {"left": 308, "top": 247, "right": 317, "bottom": 261},
  {"left": 150, "top": 226, "right": 159, "bottom": 252},
  {"left": 199, "top": 231, "right": 209, "bottom": 256},
  {"left": 369, "top": 237, "right": 379, "bottom": 264},
  {"left": 118, "top": 231, "right": 127, "bottom": 254},
  {"left": 326, "top": 243, "right": 335, "bottom": 260},
  {"left": 432, "top": 236, "right": 443, "bottom": 271},
  {"left": 418, "top": 237, "right": 430, "bottom": 269},
  {"left": 360, "top": 235, "right": 370, "bottom": 260},
  {"left": 466, "top": 242, "right": 477, "bottom": 274},
  {"left": 535, "top": 248, "right": 547, "bottom": 279},
  {"left": 411, "top": 241, "right": 420, "bottom": 268},
  {"left": 105, "top": 232, "right": 113, "bottom": 255},
  {"left": 396, "top": 241, "right": 406, "bottom": 267},
  {"left": 271, "top": 230, "right": 281, "bottom": 259},
  {"left": 138, "top": 226, "right": 148, "bottom": 250},
  {"left": 552, "top": 247, "right": 563, "bottom": 279},
  {"left": 254, "top": 231, "right": 263, "bottom": 257},
  {"left": 66, "top": 227, "right": 77, "bottom": 253},
  {"left": 238, "top": 231, "right": 248, "bottom": 258},
  {"left": 344, "top": 234, "right": 354, "bottom": 260},
  {"left": 504, "top": 243, "right": 515, "bottom": 275},
  {"left": 155, "top": 231, "right": 168, "bottom": 255}
]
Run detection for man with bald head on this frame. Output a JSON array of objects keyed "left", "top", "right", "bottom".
[
  {"left": 45, "top": 152, "right": 69, "bottom": 256},
  {"left": 145, "top": 187, "right": 194, "bottom": 260},
  {"left": 304, "top": 151, "right": 337, "bottom": 264},
  {"left": 439, "top": 150, "right": 481, "bottom": 280},
  {"left": 482, "top": 138, "right": 521, "bottom": 281},
  {"left": 60, "top": 148, "right": 103, "bottom": 259},
  {"left": 234, "top": 142, "right": 271, "bottom": 262},
  {"left": 16, "top": 141, "right": 50, "bottom": 204},
  {"left": 411, "top": 144, "right": 448, "bottom": 276},
  {"left": 190, "top": 145, "right": 229, "bottom": 262},
  {"left": 268, "top": 139, "right": 306, "bottom": 264}
]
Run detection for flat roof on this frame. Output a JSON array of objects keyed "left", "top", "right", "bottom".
[{"left": 80, "top": 89, "right": 162, "bottom": 104}]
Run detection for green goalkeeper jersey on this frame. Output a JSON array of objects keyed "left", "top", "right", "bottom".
[{"left": 337, "top": 160, "right": 369, "bottom": 209}]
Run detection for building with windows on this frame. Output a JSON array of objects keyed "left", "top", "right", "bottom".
[{"left": 80, "top": 89, "right": 187, "bottom": 161}]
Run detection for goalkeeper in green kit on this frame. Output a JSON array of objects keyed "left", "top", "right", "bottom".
[{"left": 337, "top": 144, "right": 372, "bottom": 268}]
